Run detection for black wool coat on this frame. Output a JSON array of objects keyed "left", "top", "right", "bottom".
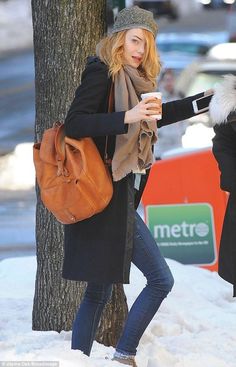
[
  {"left": 62, "top": 57, "right": 204, "bottom": 284},
  {"left": 212, "top": 119, "right": 236, "bottom": 296}
]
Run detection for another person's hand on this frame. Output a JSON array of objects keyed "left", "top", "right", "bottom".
[{"left": 124, "top": 97, "right": 162, "bottom": 124}]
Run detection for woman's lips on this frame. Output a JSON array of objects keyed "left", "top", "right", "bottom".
[{"left": 132, "top": 56, "right": 142, "bottom": 63}]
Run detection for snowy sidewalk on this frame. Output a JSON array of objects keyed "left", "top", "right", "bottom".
[{"left": 0, "top": 256, "right": 236, "bottom": 367}]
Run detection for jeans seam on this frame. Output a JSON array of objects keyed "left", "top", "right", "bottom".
[
  {"left": 87, "top": 304, "right": 101, "bottom": 354},
  {"left": 84, "top": 287, "right": 107, "bottom": 354}
]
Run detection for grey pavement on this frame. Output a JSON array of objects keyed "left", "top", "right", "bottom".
[
  {"left": 159, "top": 8, "right": 228, "bottom": 33},
  {"left": 0, "top": 49, "right": 35, "bottom": 155},
  {"left": 0, "top": 189, "right": 36, "bottom": 261}
]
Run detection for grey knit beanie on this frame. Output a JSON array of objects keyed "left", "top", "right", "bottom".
[{"left": 112, "top": 6, "right": 158, "bottom": 38}]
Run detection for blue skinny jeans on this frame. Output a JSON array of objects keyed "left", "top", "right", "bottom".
[{"left": 71, "top": 212, "right": 174, "bottom": 356}]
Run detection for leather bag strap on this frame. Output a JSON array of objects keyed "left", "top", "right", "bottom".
[
  {"left": 104, "top": 83, "right": 114, "bottom": 164},
  {"left": 54, "top": 122, "right": 68, "bottom": 176},
  {"left": 108, "top": 82, "right": 114, "bottom": 113}
]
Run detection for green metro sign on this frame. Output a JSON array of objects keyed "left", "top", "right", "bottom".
[{"left": 146, "top": 203, "right": 217, "bottom": 265}]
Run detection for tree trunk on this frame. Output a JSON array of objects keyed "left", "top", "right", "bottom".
[
  {"left": 31, "top": 0, "right": 128, "bottom": 347},
  {"left": 96, "top": 284, "right": 128, "bottom": 346}
]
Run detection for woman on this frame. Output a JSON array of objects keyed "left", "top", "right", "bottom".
[{"left": 63, "top": 6, "right": 212, "bottom": 366}]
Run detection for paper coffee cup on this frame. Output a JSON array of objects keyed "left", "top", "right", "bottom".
[{"left": 141, "top": 92, "right": 162, "bottom": 120}]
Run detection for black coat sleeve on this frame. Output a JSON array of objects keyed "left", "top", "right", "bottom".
[
  {"left": 158, "top": 92, "right": 206, "bottom": 128},
  {"left": 212, "top": 123, "right": 236, "bottom": 193},
  {"left": 65, "top": 61, "right": 127, "bottom": 139}
]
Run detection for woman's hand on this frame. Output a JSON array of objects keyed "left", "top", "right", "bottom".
[
  {"left": 124, "top": 96, "right": 162, "bottom": 124},
  {"left": 204, "top": 88, "right": 214, "bottom": 97}
]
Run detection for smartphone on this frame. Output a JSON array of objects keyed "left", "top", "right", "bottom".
[{"left": 192, "top": 94, "right": 213, "bottom": 114}]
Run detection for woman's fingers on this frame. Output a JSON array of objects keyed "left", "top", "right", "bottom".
[
  {"left": 142, "top": 97, "right": 162, "bottom": 105},
  {"left": 146, "top": 110, "right": 161, "bottom": 116},
  {"left": 204, "top": 88, "right": 214, "bottom": 96},
  {"left": 144, "top": 102, "right": 162, "bottom": 115},
  {"left": 142, "top": 96, "right": 160, "bottom": 103},
  {"left": 125, "top": 97, "right": 162, "bottom": 124},
  {"left": 145, "top": 102, "right": 161, "bottom": 109}
]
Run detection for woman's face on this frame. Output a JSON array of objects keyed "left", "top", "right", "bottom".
[{"left": 123, "top": 28, "right": 146, "bottom": 68}]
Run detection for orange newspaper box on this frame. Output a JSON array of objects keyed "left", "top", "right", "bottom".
[{"left": 142, "top": 148, "right": 228, "bottom": 272}]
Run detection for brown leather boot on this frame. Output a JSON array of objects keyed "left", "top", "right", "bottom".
[{"left": 112, "top": 355, "right": 138, "bottom": 367}]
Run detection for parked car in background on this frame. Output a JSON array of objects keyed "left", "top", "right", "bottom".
[
  {"left": 206, "top": 42, "right": 236, "bottom": 59},
  {"left": 133, "top": 0, "right": 178, "bottom": 19},
  {"left": 157, "top": 31, "right": 228, "bottom": 76},
  {"left": 198, "top": 0, "right": 235, "bottom": 9},
  {"left": 176, "top": 43, "right": 236, "bottom": 96},
  {"left": 175, "top": 42, "right": 236, "bottom": 126},
  {"left": 227, "top": 2, "right": 236, "bottom": 41}
]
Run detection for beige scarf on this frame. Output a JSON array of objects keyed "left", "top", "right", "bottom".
[{"left": 112, "top": 65, "right": 158, "bottom": 182}]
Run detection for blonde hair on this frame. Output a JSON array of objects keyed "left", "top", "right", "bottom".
[{"left": 96, "top": 29, "right": 161, "bottom": 87}]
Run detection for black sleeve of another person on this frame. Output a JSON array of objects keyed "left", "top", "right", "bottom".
[{"left": 212, "top": 123, "right": 236, "bottom": 193}]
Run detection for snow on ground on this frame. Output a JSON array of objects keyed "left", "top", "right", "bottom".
[
  {"left": 0, "top": 0, "right": 32, "bottom": 54},
  {"left": 0, "top": 256, "right": 235, "bottom": 367}
]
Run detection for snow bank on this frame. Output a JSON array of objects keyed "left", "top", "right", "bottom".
[{"left": 0, "top": 256, "right": 235, "bottom": 367}]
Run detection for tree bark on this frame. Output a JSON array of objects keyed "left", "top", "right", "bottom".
[
  {"left": 32, "top": 0, "right": 128, "bottom": 347},
  {"left": 96, "top": 284, "right": 128, "bottom": 346}
]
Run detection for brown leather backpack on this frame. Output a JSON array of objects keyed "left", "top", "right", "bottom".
[{"left": 33, "top": 122, "right": 113, "bottom": 224}]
